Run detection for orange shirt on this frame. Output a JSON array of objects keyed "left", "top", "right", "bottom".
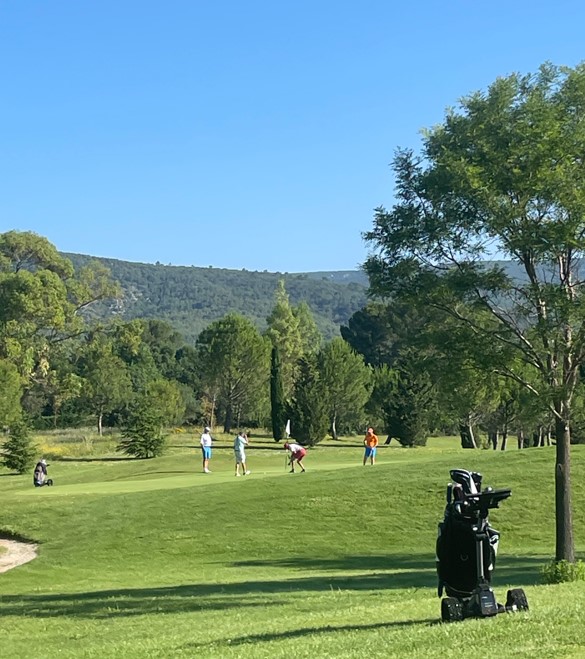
[{"left": 364, "top": 432, "right": 379, "bottom": 448}]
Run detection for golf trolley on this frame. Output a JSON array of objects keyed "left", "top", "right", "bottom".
[{"left": 436, "top": 468, "right": 529, "bottom": 622}]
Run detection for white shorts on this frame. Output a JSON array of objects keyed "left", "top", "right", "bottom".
[{"left": 234, "top": 450, "right": 246, "bottom": 464}]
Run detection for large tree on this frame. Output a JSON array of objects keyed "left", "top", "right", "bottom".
[
  {"left": 365, "top": 63, "right": 585, "bottom": 563},
  {"left": 265, "top": 280, "right": 303, "bottom": 398},
  {"left": 196, "top": 314, "right": 270, "bottom": 432},
  {"left": 0, "top": 231, "right": 119, "bottom": 421},
  {"left": 77, "top": 336, "right": 133, "bottom": 435},
  {"left": 319, "top": 338, "right": 371, "bottom": 438}
]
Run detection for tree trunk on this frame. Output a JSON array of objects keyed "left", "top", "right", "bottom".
[
  {"left": 489, "top": 430, "right": 498, "bottom": 450},
  {"left": 554, "top": 417, "right": 575, "bottom": 562},
  {"left": 500, "top": 429, "right": 507, "bottom": 451},
  {"left": 210, "top": 394, "right": 216, "bottom": 431},
  {"left": 97, "top": 412, "right": 103, "bottom": 436},
  {"left": 331, "top": 414, "right": 338, "bottom": 440},
  {"left": 517, "top": 429, "right": 524, "bottom": 449},
  {"left": 224, "top": 403, "right": 233, "bottom": 434}
]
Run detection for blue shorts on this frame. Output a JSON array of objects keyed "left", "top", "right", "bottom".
[
  {"left": 364, "top": 447, "right": 377, "bottom": 458},
  {"left": 201, "top": 446, "right": 212, "bottom": 459}
]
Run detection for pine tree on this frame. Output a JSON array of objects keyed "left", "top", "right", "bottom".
[
  {"left": 117, "top": 403, "right": 167, "bottom": 459},
  {"left": 2, "top": 422, "right": 36, "bottom": 474},
  {"left": 270, "top": 346, "right": 286, "bottom": 441}
]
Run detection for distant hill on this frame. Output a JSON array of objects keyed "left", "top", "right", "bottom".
[{"left": 64, "top": 253, "right": 369, "bottom": 344}]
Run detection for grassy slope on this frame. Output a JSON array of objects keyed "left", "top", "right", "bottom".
[{"left": 0, "top": 436, "right": 584, "bottom": 658}]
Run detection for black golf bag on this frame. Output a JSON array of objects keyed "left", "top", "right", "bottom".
[
  {"left": 33, "top": 461, "right": 53, "bottom": 487},
  {"left": 436, "top": 469, "right": 528, "bottom": 622}
]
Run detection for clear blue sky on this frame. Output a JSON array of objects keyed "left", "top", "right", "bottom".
[{"left": 1, "top": 1, "right": 584, "bottom": 273}]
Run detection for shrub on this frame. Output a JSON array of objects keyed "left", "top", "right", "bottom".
[{"left": 541, "top": 559, "right": 585, "bottom": 584}]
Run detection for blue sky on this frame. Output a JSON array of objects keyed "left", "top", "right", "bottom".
[{"left": 1, "top": 1, "right": 584, "bottom": 273}]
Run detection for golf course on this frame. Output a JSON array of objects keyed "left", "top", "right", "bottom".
[{"left": 1, "top": 433, "right": 584, "bottom": 658}]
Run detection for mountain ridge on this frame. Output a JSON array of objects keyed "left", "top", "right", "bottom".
[{"left": 63, "top": 252, "right": 370, "bottom": 343}]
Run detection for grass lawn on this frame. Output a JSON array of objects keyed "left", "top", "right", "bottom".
[{"left": 0, "top": 432, "right": 584, "bottom": 658}]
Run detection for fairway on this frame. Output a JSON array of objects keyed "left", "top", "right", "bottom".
[{"left": 1, "top": 437, "right": 584, "bottom": 658}]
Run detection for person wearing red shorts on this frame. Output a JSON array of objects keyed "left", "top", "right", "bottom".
[{"left": 284, "top": 441, "right": 307, "bottom": 473}]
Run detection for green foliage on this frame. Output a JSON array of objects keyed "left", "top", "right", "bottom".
[
  {"left": 379, "top": 355, "right": 436, "bottom": 447},
  {"left": 142, "top": 379, "right": 185, "bottom": 426},
  {"left": 541, "top": 559, "right": 585, "bottom": 584},
  {"left": 364, "top": 62, "right": 585, "bottom": 561},
  {"left": 1, "top": 421, "right": 36, "bottom": 473},
  {"left": 270, "top": 346, "right": 286, "bottom": 441},
  {"left": 0, "top": 231, "right": 119, "bottom": 374},
  {"left": 118, "top": 403, "right": 167, "bottom": 459},
  {"left": 196, "top": 314, "right": 270, "bottom": 432},
  {"left": 0, "top": 358, "right": 23, "bottom": 427},
  {"left": 289, "top": 355, "right": 329, "bottom": 446},
  {"left": 341, "top": 302, "right": 405, "bottom": 367},
  {"left": 77, "top": 336, "right": 133, "bottom": 434},
  {"left": 265, "top": 280, "right": 304, "bottom": 397},
  {"left": 294, "top": 300, "right": 323, "bottom": 355},
  {"left": 319, "top": 338, "right": 371, "bottom": 437}
]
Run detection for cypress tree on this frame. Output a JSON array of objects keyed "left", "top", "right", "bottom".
[
  {"left": 270, "top": 346, "right": 286, "bottom": 441},
  {"left": 289, "top": 356, "right": 329, "bottom": 447}
]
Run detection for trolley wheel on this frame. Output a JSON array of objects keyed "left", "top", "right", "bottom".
[
  {"left": 441, "top": 597, "right": 464, "bottom": 622},
  {"left": 506, "top": 588, "right": 529, "bottom": 611}
]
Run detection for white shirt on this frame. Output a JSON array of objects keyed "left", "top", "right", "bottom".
[
  {"left": 200, "top": 432, "right": 212, "bottom": 447},
  {"left": 286, "top": 443, "right": 303, "bottom": 453},
  {"left": 234, "top": 434, "right": 248, "bottom": 452}
]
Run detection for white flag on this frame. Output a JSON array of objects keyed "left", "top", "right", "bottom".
[{"left": 285, "top": 419, "right": 291, "bottom": 438}]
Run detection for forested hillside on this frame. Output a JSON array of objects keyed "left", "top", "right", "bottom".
[{"left": 64, "top": 253, "right": 368, "bottom": 343}]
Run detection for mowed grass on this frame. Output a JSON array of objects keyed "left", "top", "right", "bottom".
[{"left": 0, "top": 434, "right": 584, "bottom": 658}]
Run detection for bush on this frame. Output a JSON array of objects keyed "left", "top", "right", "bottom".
[{"left": 541, "top": 559, "right": 585, "bottom": 584}]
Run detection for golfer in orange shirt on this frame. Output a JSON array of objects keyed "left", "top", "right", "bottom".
[{"left": 363, "top": 427, "right": 379, "bottom": 466}]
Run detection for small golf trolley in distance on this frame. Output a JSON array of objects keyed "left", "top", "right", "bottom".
[{"left": 436, "top": 468, "right": 529, "bottom": 622}]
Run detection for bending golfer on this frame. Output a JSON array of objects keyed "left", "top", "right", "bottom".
[
  {"left": 284, "top": 441, "right": 306, "bottom": 473},
  {"left": 200, "top": 426, "right": 213, "bottom": 473},
  {"left": 363, "top": 427, "right": 379, "bottom": 466},
  {"left": 234, "top": 431, "right": 251, "bottom": 476}
]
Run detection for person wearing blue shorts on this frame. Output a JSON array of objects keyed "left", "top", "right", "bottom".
[
  {"left": 200, "top": 426, "right": 213, "bottom": 473},
  {"left": 363, "top": 427, "right": 379, "bottom": 466}
]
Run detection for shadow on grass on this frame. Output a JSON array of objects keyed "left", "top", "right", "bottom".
[
  {"left": 232, "top": 553, "right": 545, "bottom": 587},
  {"left": 183, "top": 618, "right": 438, "bottom": 651},
  {"left": 0, "top": 554, "right": 542, "bottom": 620},
  {"left": 57, "top": 457, "right": 136, "bottom": 463}
]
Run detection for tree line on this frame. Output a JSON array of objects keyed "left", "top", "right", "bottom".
[{"left": 1, "top": 229, "right": 571, "bottom": 462}]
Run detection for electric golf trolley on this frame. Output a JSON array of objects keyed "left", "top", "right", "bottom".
[{"left": 436, "top": 469, "right": 529, "bottom": 622}]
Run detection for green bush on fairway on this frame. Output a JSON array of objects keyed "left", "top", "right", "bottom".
[
  {"left": 0, "top": 435, "right": 583, "bottom": 658},
  {"left": 541, "top": 559, "right": 585, "bottom": 584}
]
